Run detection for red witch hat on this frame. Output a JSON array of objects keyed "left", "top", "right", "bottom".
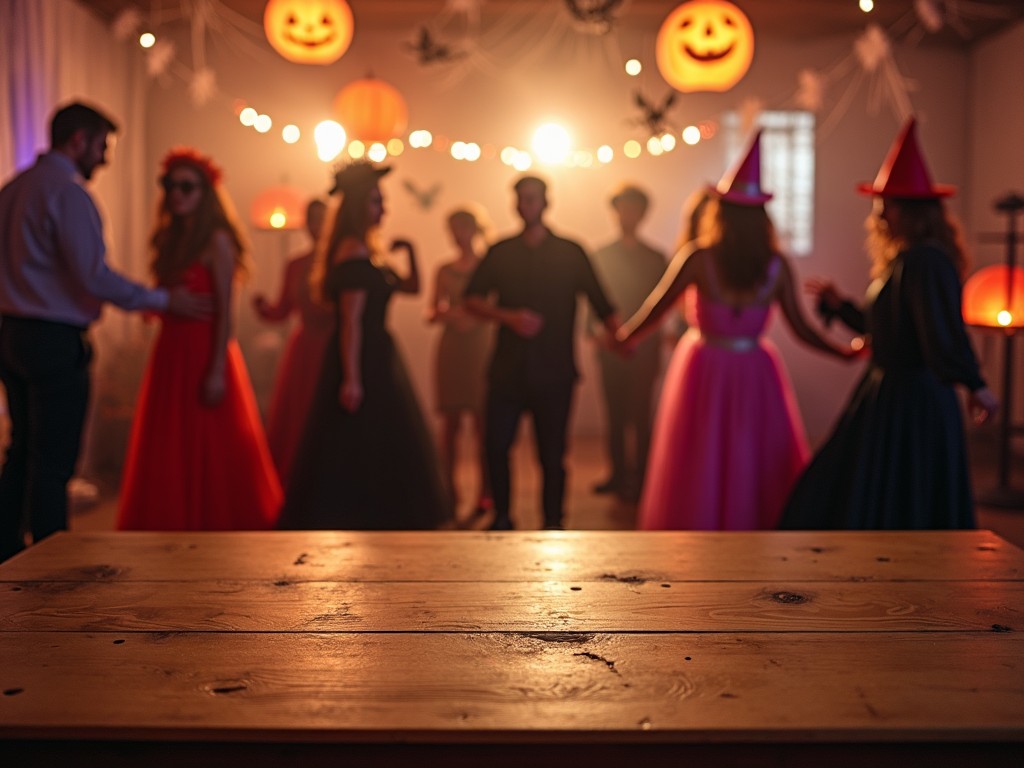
[
  {"left": 857, "top": 118, "right": 955, "bottom": 198},
  {"left": 714, "top": 129, "right": 773, "bottom": 206}
]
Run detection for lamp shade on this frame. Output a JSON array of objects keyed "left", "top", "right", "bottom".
[
  {"left": 250, "top": 185, "right": 307, "bottom": 231},
  {"left": 962, "top": 264, "right": 1024, "bottom": 329}
]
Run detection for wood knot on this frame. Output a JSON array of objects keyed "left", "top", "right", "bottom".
[{"left": 770, "top": 591, "right": 808, "bottom": 604}]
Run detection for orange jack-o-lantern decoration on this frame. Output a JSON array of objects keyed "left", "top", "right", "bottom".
[
  {"left": 263, "top": 0, "right": 354, "bottom": 65},
  {"left": 333, "top": 76, "right": 408, "bottom": 144},
  {"left": 656, "top": 0, "right": 755, "bottom": 93},
  {"left": 250, "top": 185, "right": 307, "bottom": 230}
]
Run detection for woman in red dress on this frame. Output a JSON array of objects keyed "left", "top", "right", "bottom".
[{"left": 117, "top": 148, "right": 281, "bottom": 530}]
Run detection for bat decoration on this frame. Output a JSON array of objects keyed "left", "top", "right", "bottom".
[
  {"left": 564, "top": 0, "right": 625, "bottom": 35},
  {"left": 405, "top": 26, "right": 466, "bottom": 65},
  {"left": 403, "top": 179, "right": 442, "bottom": 211},
  {"left": 632, "top": 90, "right": 677, "bottom": 137}
]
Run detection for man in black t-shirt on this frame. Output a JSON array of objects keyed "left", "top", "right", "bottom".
[{"left": 464, "top": 176, "right": 619, "bottom": 530}]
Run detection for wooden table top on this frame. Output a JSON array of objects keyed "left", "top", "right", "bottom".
[{"left": 1, "top": 529, "right": 1023, "bottom": 767}]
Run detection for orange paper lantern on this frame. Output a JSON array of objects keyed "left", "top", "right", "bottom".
[
  {"left": 250, "top": 185, "right": 307, "bottom": 231},
  {"left": 263, "top": 0, "right": 354, "bottom": 65},
  {"left": 962, "top": 265, "right": 1024, "bottom": 329},
  {"left": 656, "top": 0, "right": 755, "bottom": 93},
  {"left": 333, "top": 76, "right": 408, "bottom": 144}
]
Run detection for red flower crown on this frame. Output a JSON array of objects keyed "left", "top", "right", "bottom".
[{"left": 160, "top": 146, "right": 223, "bottom": 186}]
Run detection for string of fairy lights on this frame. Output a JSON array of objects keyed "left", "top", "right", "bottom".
[
  {"left": 230, "top": 56, "right": 717, "bottom": 172},
  {"left": 137, "top": 22, "right": 718, "bottom": 171}
]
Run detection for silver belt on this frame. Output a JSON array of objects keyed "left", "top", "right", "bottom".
[{"left": 699, "top": 333, "right": 759, "bottom": 352}]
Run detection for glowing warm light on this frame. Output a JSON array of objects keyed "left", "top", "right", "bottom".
[
  {"left": 387, "top": 138, "right": 404, "bottom": 155},
  {"left": 660, "top": 133, "right": 677, "bottom": 151},
  {"left": 348, "top": 140, "right": 366, "bottom": 159},
  {"left": 368, "top": 142, "right": 387, "bottom": 162},
  {"left": 851, "top": 337, "right": 865, "bottom": 351},
  {"left": 500, "top": 146, "right": 518, "bottom": 165},
  {"left": 464, "top": 142, "right": 481, "bottom": 162},
  {"left": 597, "top": 145, "right": 614, "bottom": 163},
  {"left": 532, "top": 123, "right": 571, "bottom": 165},
  {"left": 334, "top": 76, "right": 408, "bottom": 143},
  {"left": 282, "top": 124, "right": 300, "bottom": 144},
  {"left": 625, "top": 58, "right": 642, "bottom": 76},
  {"left": 859, "top": 0, "right": 874, "bottom": 12},
  {"left": 139, "top": 32, "right": 156, "bottom": 48},
  {"left": 269, "top": 209, "right": 287, "bottom": 229},
  {"left": 646, "top": 137, "right": 665, "bottom": 156},
  {"left": 682, "top": 125, "right": 702, "bottom": 145},
  {"left": 451, "top": 141, "right": 467, "bottom": 160},
  {"left": 250, "top": 185, "right": 306, "bottom": 230},
  {"left": 656, "top": 0, "right": 755, "bottom": 93},
  {"left": 511, "top": 151, "right": 533, "bottom": 171},
  {"left": 409, "top": 129, "right": 432, "bottom": 148},
  {"left": 263, "top": 0, "right": 354, "bottom": 65},
  {"left": 623, "top": 140, "right": 642, "bottom": 159},
  {"left": 314, "top": 120, "right": 346, "bottom": 162},
  {"left": 962, "top": 264, "right": 1024, "bottom": 329},
  {"left": 254, "top": 114, "right": 273, "bottom": 133},
  {"left": 239, "top": 108, "right": 258, "bottom": 127}
]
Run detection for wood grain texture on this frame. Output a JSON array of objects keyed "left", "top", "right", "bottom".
[
  {"left": 1, "top": 530, "right": 1021, "bottom": 764},
  {"left": 1, "top": 579, "right": 1020, "bottom": 633},
  {"left": 1, "top": 530, "right": 1021, "bottom": 582},
  {"left": 2, "top": 631, "right": 1022, "bottom": 741}
]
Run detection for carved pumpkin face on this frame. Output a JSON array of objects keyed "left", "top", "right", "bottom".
[
  {"left": 656, "top": 0, "right": 754, "bottom": 93},
  {"left": 263, "top": 0, "right": 354, "bottom": 65}
]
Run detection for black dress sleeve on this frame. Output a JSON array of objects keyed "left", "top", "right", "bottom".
[
  {"left": 900, "top": 245, "right": 986, "bottom": 391},
  {"left": 817, "top": 296, "right": 867, "bottom": 334}
]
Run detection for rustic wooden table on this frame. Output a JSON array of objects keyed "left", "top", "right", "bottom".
[{"left": 1, "top": 530, "right": 1022, "bottom": 767}]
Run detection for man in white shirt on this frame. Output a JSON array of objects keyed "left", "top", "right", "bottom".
[{"left": 0, "top": 102, "right": 209, "bottom": 561}]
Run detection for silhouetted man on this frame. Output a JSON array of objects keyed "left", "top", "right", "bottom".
[
  {"left": 463, "top": 175, "right": 619, "bottom": 530},
  {"left": 589, "top": 183, "right": 667, "bottom": 501},
  {"left": 0, "top": 101, "right": 209, "bottom": 561}
]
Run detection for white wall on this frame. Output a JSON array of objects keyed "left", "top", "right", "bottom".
[
  {"left": 121, "top": 11, "right": 980, "bottom": 445},
  {"left": 966, "top": 19, "right": 1024, "bottom": 427}
]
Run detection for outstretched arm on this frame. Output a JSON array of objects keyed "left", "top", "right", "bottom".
[
  {"left": 252, "top": 258, "right": 301, "bottom": 322},
  {"left": 776, "top": 258, "right": 859, "bottom": 360},
  {"left": 806, "top": 277, "right": 867, "bottom": 334},
  {"left": 617, "top": 243, "right": 699, "bottom": 346}
]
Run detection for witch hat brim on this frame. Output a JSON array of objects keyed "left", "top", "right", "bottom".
[
  {"left": 857, "top": 118, "right": 955, "bottom": 198},
  {"left": 712, "top": 129, "right": 773, "bottom": 206}
]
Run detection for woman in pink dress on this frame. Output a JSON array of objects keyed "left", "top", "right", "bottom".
[
  {"left": 252, "top": 199, "right": 333, "bottom": 489},
  {"left": 617, "top": 132, "right": 857, "bottom": 530},
  {"left": 118, "top": 148, "right": 281, "bottom": 531}
]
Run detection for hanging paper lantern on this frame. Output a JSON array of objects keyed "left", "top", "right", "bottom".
[
  {"left": 263, "top": 0, "right": 354, "bottom": 65},
  {"left": 333, "top": 76, "right": 408, "bottom": 144},
  {"left": 962, "top": 265, "right": 1024, "bottom": 329},
  {"left": 656, "top": 0, "right": 755, "bottom": 93},
  {"left": 250, "top": 185, "right": 308, "bottom": 231}
]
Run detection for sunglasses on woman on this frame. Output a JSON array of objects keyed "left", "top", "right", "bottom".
[{"left": 160, "top": 177, "right": 203, "bottom": 194}]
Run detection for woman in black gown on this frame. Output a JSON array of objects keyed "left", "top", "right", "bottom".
[
  {"left": 278, "top": 162, "right": 448, "bottom": 530},
  {"left": 780, "top": 118, "right": 998, "bottom": 530}
]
